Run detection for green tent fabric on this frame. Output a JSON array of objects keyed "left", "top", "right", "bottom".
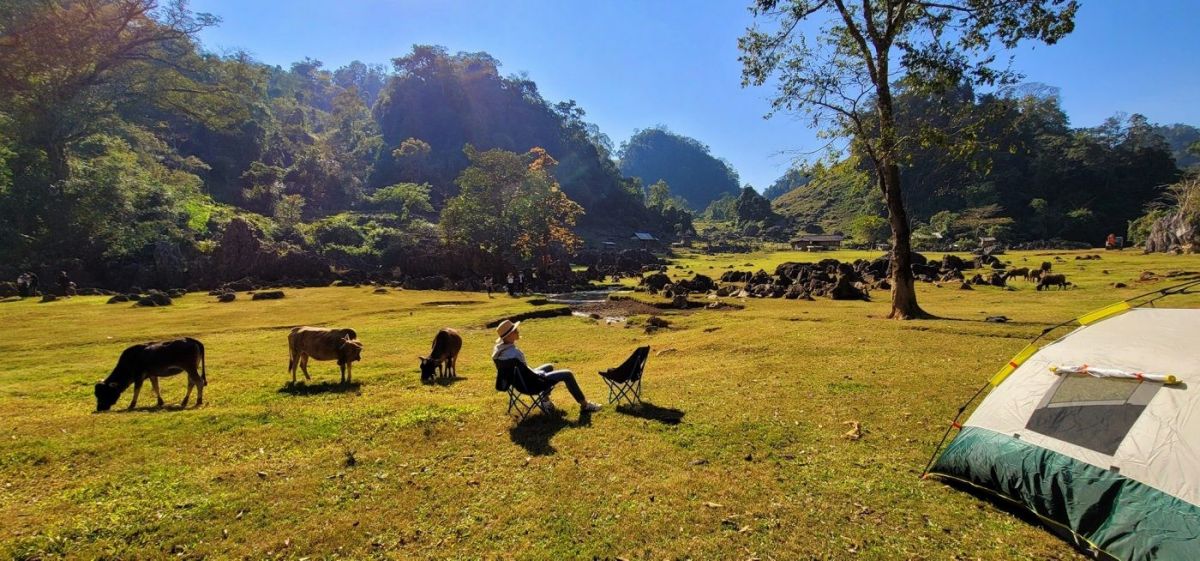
[{"left": 932, "top": 426, "right": 1200, "bottom": 560}]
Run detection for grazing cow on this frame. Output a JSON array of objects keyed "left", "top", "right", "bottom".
[
  {"left": 1026, "top": 269, "right": 1044, "bottom": 282},
  {"left": 287, "top": 327, "right": 363, "bottom": 384},
  {"left": 94, "top": 338, "right": 206, "bottom": 411},
  {"left": 1037, "top": 274, "right": 1070, "bottom": 291},
  {"left": 419, "top": 328, "right": 463, "bottom": 381},
  {"left": 1006, "top": 267, "right": 1030, "bottom": 281}
]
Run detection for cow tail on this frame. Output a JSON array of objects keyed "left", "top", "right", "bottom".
[
  {"left": 287, "top": 331, "right": 296, "bottom": 373},
  {"left": 193, "top": 338, "right": 207, "bottom": 387}
]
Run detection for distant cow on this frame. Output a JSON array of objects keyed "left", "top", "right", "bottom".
[
  {"left": 1006, "top": 267, "right": 1030, "bottom": 281},
  {"left": 94, "top": 338, "right": 207, "bottom": 412},
  {"left": 1037, "top": 274, "right": 1070, "bottom": 291},
  {"left": 288, "top": 327, "right": 363, "bottom": 384},
  {"left": 420, "top": 328, "right": 462, "bottom": 381}
]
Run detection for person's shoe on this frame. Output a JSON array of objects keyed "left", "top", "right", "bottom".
[
  {"left": 580, "top": 401, "right": 602, "bottom": 413},
  {"left": 539, "top": 398, "right": 558, "bottom": 414}
]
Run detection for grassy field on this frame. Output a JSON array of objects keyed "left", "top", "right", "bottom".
[{"left": 2, "top": 249, "right": 1199, "bottom": 560}]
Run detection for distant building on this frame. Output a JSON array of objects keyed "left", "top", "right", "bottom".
[
  {"left": 631, "top": 232, "right": 661, "bottom": 249},
  {"left": 790, "top": 234, "right": 844, "bottom": 251}
]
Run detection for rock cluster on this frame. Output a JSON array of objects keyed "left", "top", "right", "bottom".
[{"left": 640, "top": 253, "right": 1005, "bottom": 301}]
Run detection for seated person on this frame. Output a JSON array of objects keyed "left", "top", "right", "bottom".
[{"left": 492, "top": 319, "right": 601, "bottom": 413}]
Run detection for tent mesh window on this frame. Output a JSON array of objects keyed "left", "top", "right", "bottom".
[{"left": 1026, "top": 373, "right": 1161, "bottom": 455}]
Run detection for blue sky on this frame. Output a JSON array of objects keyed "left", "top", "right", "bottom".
[{"left": 191, "top": 0, "right": 1200, "bottom": 191}]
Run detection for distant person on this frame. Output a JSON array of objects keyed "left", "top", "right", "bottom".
[
  {"left": 506, "top": 273, "right": 515, "bottom": 296},
  {"left": 517, "top": 271, "right": 526, "bottom": 294},
  {"left": 491, "top": 320, "right": 601, "bottom": 414},
  {"left": 16, "top": 273, "right": 29, "bottom": 298},
  {"left": 1105, "top": 233, "right": 1117, "bottom": 250},
  {"left": 25, "top": 271, "right": 38, "bottom": 295},
  {"left": 484, "top": 275, "right": 494, "bottom": 298}
]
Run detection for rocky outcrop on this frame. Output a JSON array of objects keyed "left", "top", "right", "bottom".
[{"left": 1146, "top": 210, "right": 1200, "bottom": 254}]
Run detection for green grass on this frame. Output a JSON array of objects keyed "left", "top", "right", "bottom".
[{"left": 2, "top": 249, "right": 1199, "bottom": 559}]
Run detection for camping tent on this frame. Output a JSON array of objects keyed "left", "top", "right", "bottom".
[{"left": 927, "top": 300, "right": 1200, "bottom": 560}]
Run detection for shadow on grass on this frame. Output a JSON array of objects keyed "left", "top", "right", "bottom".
[
  {"left": 277, "top": 380, "right": 362, "bottom": 395},
  {"left": 108, "top": 401, "right": 198, "bottom": 414},
  {"left": 508, "top": 412, "right": 579, "bottom": 456},
  {"left": 616, "top": 402, "right": 685, "bottom": 425},
  {"left": 422, "top": 375, "right": 467, "bottom": 387}
]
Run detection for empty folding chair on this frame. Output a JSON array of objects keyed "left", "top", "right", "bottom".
[
  {"left": 493, "top": 358, "right": 556, "bottom": 421},
  {"left": 598, "top": 346, "right": 650, "bottom": 406}
]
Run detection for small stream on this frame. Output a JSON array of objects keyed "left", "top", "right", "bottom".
[{"left": 545, "top": 288, "right": 631, "bottom": 324}]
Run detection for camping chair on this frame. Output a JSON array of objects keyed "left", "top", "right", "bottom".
[
  {"left": 599, "top": 346, "right": 650, "bottom": 406},
  {"left": 493, "top": 359, "right": 557, "bottom": 421}
]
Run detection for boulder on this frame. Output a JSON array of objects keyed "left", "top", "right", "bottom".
[
  {"left": 677, "top": 274, "right": 716, "bottom": 293},
  {"left": 217, "top": 292, "right": 236, "bottom": 303},
  {"left": 107, "top": 294, "right": 130, "bottom": 304},
  {"left": 40, "top": 293, "right": 58, "bottom": 303},
  {"left": 251, "top": 290, "right": 285, "bottom": 300},
  {"left": 641, "top": 272, "right": 672, "bottom": 291},
  {"left": 940, "top": 254, "right": 968, "bottom": 271},
  {"left": 720, "top": 270, "right": 752, "bottom": 283},
  {"left": 829, "top": 274, "right": 868, "bottom": 301},
  {"left": 671, "top": 294, "right": 691, "bottom": 309},
  {"left": 136, "top": 290, "right": 172, "bottom": 307},
  {"left": 646, "top": 316, "right": 670, "bottom": 328}
]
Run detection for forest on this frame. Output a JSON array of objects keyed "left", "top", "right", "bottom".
[{"left": 1, "top": 1, "right": 1197, "bottom": 291}]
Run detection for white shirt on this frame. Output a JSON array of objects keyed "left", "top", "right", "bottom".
[{"left": 492, "top": 342, "right": 527, "bottom": 364}]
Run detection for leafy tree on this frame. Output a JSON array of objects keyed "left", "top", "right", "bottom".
[
  {"left": 367, "top": 183, "right": 433, "bottom": 221},
  {"left": 704, "top": 193, "right": 739, "bottom": 221},
  {"left": 849, "top": 215, "right": 889, "bottom": 245},
  {"left": 274, "top": 194, "right": 306, "bottom": 232},
  {"left": 440, "top": 146, "right": 584, "bottom": 265},
  {"left": 0, "top": 0, "right": 222, "bottom": 183},
  {"left": 740, "top": 0, "right": 1077, "bottom": 319}
]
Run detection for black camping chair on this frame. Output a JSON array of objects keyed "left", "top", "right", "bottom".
[
  {"left": 599, "top": 346, "right": 650, "bottom": 406},
  {"left": 494, "top": 359, "right": 557, "bottom": 421}
]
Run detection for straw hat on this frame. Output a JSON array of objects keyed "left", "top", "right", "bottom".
[{"left": 495, "top": 319, "right": 521, "bottom": 343}]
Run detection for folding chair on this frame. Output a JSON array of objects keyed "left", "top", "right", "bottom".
[
  {"left": 493, "top": 359, "right": 557, "bottom": 421},
  {"left": 599, "top": 346, "right": 650, "bottom": 406}
]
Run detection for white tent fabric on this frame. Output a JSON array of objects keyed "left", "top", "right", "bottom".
[{"left": 965, "top": 308, "right": 1200, "bottom": 507}]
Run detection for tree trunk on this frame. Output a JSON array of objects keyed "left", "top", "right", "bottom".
[
  {"left": 44, "top": 141, "right": 69, "bottom": 185},
  {"left": 875, "top": 76, "right": 930, "bottom": 320},
  {"left": 881, "top": 161, "right": 929, "bottom": 319}
]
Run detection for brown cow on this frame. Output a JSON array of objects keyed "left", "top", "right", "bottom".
[
  {"left": 420, "top": 328, "right": 462, "bottom": 381},
  {"left": 1006, "top": 267, "right": 1030, "bottom": 281},
  {"left": 287, "top": 327, "right": 363, "bottom": 384}
]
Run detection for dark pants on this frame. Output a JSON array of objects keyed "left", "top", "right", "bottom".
[{"left": 534, "top": 364, "right": 586, "bottom": 403}]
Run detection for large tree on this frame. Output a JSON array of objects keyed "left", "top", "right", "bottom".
[
  {"left": 440, "top": 146, "right": 584, "bottom": 266},
  {"left": 0, "top": 0, "right": 221, "bottom": 183},
  {"left": 740, "top": 0, "right": 1077, "bottom": 319}
]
